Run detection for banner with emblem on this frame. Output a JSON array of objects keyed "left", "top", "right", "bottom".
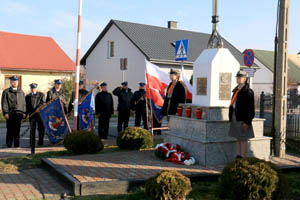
[
  {"left": 78, "top": 92, "right": 95, "bottom": 130},
  {"left": 39, "top": 97, "right": 71, "bottom": 144}
]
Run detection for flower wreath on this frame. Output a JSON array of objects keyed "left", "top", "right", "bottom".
[{"left": 155, "top": 143, "right": 196, "bottom": 166}]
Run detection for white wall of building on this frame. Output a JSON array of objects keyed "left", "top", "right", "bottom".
[
  {"left": 86, "top": 24, "right": 147, "bottom": 100},
  {"left": 251, "top": 58, "right": 273, "bottom": 96},
  {"left": 85, "top": 24, "right": 193, "bottom": 108}
]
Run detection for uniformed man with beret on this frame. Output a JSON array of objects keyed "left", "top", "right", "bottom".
[
  {"left": 68, "top": 80, "right": 89, "bottom": 114},
  {"left": 1, "top": 76, "right": 26, "bottom": 148},
  {"left": 95, "top": 82, "right": 114, "bottom": 139},
  {"left": 25, "top": 83, "right": 45, "bottom": 146},
  {"left": 67, "top": 80, "right": 89, "bottom": 130},
  {"left": 113, "top": 81, "right": 133, "bottom": 132},
  {"left": 46, "top": 79, "right": 67, "bottom": 112},
  {"left": 132, "top": 82, "right": 148, "bottom": 129}
]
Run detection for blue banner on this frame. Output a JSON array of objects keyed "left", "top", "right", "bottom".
[
  {"left": 78, "top": 92, "right": 95, "bottom": 130},
  {"left": 40, "top": 98, "right": 71, "bottom": 144},
  {"left": 149, "top": 99, "right": 164, "bottom": 122}
]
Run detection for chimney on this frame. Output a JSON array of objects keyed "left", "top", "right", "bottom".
[{"left": 168, "top": 21, "right": 177, "bottom": 29}]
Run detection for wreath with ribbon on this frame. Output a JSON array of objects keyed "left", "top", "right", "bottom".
[{"left": 155, "top": 143, "right": 196, "bottom": 166}]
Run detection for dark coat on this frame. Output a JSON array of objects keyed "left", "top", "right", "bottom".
[
  {"left": 229, "top": 84, "right": 255, "bottom": 125},
  {"left": 113, "top": 87, "right": 133, "bottom": 112},
  {"left": 95, "top": 91, "right": 114, "bottom": 117},
  {"left": 1, "top": 87, "right": 26, "bottom": 115},
  {"left": 131, "top": 89, "right": 146, "bottom": 113},
  {"left": 46, "top": 88, "right": 67, "bottom": 112},
  {"left": 25, "top": 92, "right": 45, "bottom": 119},
  {"left": 68, "top": 89, "right": 89, "bottom": 113},
  {"left": 161, "top": 81, "right": 186, "bottom": 116}
]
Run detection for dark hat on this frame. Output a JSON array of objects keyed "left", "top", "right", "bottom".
[
  {"left": 79, "top": 80, "right": 84, "bottom": 86},
  {"left": 29, "top": 83, "right": 38, "bottom": 89},
  {"left": 169, "top": 69, "right": 180, "bottom": 75},
  {"left": 54, "top": 79, "right": 62, "bottom": 85},
  {"left": 139, "top": 82, "right": 146, "bottom": 87},
  {"left": 236, "top": 70, "right": 248, "bottom": 78},
  {"left": 100, "top": 82, "right": 107, "bottom": 87},
  {"left": 9, "top": 76, "right": 19, "bottom": 81},
  {"left": 121, "top": 81, "right": 128, "bottom": 86}
]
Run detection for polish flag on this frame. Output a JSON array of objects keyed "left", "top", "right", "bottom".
[
  {"left": 180, "top": 66, "right": 192, "bottom": 100},
  {"left": 145, "top": 60, "right": 169, "bottom": 121}
]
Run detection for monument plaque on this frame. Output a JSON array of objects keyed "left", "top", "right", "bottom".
[
  {"left": 197, "top": 77, "right": 207, "bottom": 95},
  {"left": 219, "top": 73, "right": 231, "bottom": 100}
]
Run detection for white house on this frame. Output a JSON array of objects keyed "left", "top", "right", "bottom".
[
  {"left": 251, "top": 49, "right": 300, "bottom": 97},
  {"left": 81, "top": 20, "right": 250, "bottom": 105}
]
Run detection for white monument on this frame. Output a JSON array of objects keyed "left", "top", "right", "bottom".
[
  {"left": 192, "top": 48, "right": 240, "bottom": 107},
  {"left": 164, "top": 0, "right": 271, "bottom": 166}
]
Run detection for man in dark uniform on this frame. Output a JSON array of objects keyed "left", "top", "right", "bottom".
[
  {"left": 68, "top": 80, "right": 89, "bottom": 130},
  {"left": 25, "top": 83, "right": 45, "bottom": 146},
  {"left": 95, "top": 82, "right": 114, "bottom": 139},
  {"left": 68, "top": 80, "right": 89, "bottom": 114},
  {"left": 1, "top": 76, "right": 26, "bottom": 148},
  {"left": 132, "top": 82, "right": 148, "bottom": 129},
  {"left": 46, "top": 79, "right": 67, "bottom": 112},
  {"left": 113, "top": 81, "right": 133, "bottom": 132}
]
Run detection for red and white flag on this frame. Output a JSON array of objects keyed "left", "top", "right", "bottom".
[
  {"left": 180, "top": 66, "right": 192, "bottom": 100},
  {"left": 145, "top": 60, "right": 169, "bottom": 121}
]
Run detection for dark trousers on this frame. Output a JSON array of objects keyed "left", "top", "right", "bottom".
[
  {"left": 30, "top": 117, "right": 45, "bottom": 146},
  {"left": 6, "top": 113, "right": 23, "bottom": 148},
  {"left": 152, "top": 115, "right": 162, "bottom": 135},
  {"left": 98, "top": 116, "right": 111, "bottom": 139},
  {"left": 135, "top": 111, "right": 148, "bottom": 129},
  {"left": 117, "top": 110, "right": 130, "bottom": 132}
]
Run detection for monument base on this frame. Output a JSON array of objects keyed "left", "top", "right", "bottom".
[{"left": 164, "top": 107, "right": 271, "bottom": 166}]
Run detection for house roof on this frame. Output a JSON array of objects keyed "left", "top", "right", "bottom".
[
  {"left": 254, "top": 49, "right": 300, "bottom": 84},
  {"left": 289, "top": 54, "right": 300, "bottom": 68},
  {"left": 0, "top": 31, "right": 75, "bottom": 72},
  {"left": 81, "top": 19, "right": 251, "bottom": 67}
]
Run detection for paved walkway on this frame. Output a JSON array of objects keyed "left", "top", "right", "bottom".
[
  {"left": 47, "top": 150, "right": 222, "bottom": 184},
  {"left": 0, "top": 168, "right": 70, "bottom": 200}
]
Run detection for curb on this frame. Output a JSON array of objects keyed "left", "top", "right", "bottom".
[
  {"left": 42, "top": 156, "right": 222, "bottom": 196},
  {"left": 42, "top": 158, "right": 81, "bottom": 196}
]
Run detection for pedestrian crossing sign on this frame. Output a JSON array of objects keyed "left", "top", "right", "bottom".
[{"left": 175, "top": 39, "right": 188, "bottom": 61}]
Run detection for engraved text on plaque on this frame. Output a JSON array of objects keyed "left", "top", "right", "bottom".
[{"left": 197, "top": 77, "right": 207, "bottom": 96}]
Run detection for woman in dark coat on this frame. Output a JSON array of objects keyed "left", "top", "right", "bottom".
[
  {"left": 161, "top": 69, "right": 186, "bottom": 117},
  {"left": 229, "top": 70, "right": 255, "bottom": 159}
]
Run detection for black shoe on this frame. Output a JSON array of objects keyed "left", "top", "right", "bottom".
[{"left": 236, "top": 155, "right": 243, "bottom": 159}]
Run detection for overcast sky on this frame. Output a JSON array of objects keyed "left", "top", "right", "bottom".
[{"left": 1, "top": 0, "right": 299, "bottom": 60}]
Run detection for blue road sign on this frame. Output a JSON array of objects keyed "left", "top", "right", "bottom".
[
  {"left": 175, "top": 39, "right": 188, "bottom": 61},
  {"left": 243, "top": 49, "right": 254, "bottom": 67}
]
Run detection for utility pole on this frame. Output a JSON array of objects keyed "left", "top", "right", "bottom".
[{"left": 273, "top": 0, "right": 290, "bottom": 158}]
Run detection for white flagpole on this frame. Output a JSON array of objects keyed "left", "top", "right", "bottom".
[{"left": 73, "top": 0, "right": 82, "bottom": 131}]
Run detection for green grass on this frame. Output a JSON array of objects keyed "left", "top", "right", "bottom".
[
  {"left": 286, "top": 172, "right": 300, "bottom": 198},
  {"left": 70, "top": 181, "right": 219, "bottom": 200},
  {"left": 69, "top": 172, "right": 300, "bottom": 200},
  {"left": 0, "top": 134, "right": 162, "bottom": 173},
  {"left": 0, "top": 150, "right": 71, "bottom": 172}
]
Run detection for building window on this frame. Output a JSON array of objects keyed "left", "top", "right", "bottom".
[
  {"left": 4, "top": 75, "right": 22, "bottom": 89},
  {"left": 108, "top": 41, "right": 115, "bottom": 58}
]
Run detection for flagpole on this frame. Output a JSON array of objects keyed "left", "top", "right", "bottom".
[
  {"left": 146, "top": 71, "right": 154, "bottom": 136},
  {"left": 73, "top": 0, "right": 83, "bottom": 131}
]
